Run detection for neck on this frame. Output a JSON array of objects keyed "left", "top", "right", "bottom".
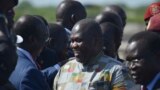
[
  {"left": 82, "top": 51, "right": 102, "bottom": 66},
  {"left": 18, "top": 45, "right": 37, "bottom": 61}
]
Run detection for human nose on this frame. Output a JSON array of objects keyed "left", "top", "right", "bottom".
[
  {"left": 70, "top": 41, "right": 78, "bottom": 49},
  {"left": 129, "top": 62, "right": 136, "bottom": 70}
]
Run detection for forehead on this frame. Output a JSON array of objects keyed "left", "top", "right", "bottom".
[
  {"left": 126, "top": 41, "right": 152, "bottom": 59},
  {"left": 126, "top": 42, "right": 138, "bottom": 56},
  {"left": 71, "top": 24, "right": 85, "bottom": 37},
  {"left": 71, "top": 29, "right": 92, "bottom": 41}
]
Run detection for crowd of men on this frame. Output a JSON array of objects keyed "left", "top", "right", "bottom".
[{"left": 0, "top": 0, "right": 160, "bottom": 90}]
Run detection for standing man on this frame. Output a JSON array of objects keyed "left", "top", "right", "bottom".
[
  {"left": 56, "top": 0, "right": 87, "bottom": 58},
  {"left": 126, "top": 31, "right": 160, "bottom": 90},
  {"left": 54, "top": 19, "right": 134, "bottom": 90},
  {"left": 9, "top": 15, "right": 58, "bottom": 90},
  {"left": 56, "top": 0, "right": 87, "bottom": 31}
]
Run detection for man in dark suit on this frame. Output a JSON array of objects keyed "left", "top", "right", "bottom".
[
  {"left": 9, "top": 15, "right": 59, "bottom": 90},
  {"left": 126, "top": 31, "right": 160, "bottom": 90}
]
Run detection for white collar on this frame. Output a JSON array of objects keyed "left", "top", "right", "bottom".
[{"left": 17, "top": 47, "right": 38, "bottom": 69}]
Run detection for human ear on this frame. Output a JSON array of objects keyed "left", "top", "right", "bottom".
[{"left": 71, "top": 14, "right": 77, "bottom": 24}]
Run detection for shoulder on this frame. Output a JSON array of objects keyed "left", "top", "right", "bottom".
[
  {"left": 10, "top": 56, "right": 37, "bottom": 81},
  {"left": 100, "top": 55, "right": 124, "bottom": 68},
  {"left": 99, "top": 55, "right": 128, "bottom": 75},
  {"left": 60, "top": 57, "right": 79, "bottom": 69},
  {"left": 65, "top": 57, "right": 79, "bottom": 65}
]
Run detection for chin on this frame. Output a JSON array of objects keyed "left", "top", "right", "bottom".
[
  {"left": 132, "top": 76, "right": 145, "bottom": 85},
  {"left": 75, "top": 57, "right": 85, "bottom": 63},
  {"left": 76, "top": 58, "right": 82, "bottom": 63}
]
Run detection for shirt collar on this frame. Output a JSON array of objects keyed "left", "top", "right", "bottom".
[
  {"left": 17, "top": 47, "right": 38, "bottom": 69},
  {"left": 86, "top": 51, "right": 103, "bottom": 66},
  {"left": 147, "top": 72, "right": 160, "bottom": 90},
  {"left": 64, "top": 28, "right": 71, "bottom": 34}
]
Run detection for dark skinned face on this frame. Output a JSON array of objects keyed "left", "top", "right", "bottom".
[
  {"left": 70, "top": 25, "right": 96, "bottom": 64},
  {"left": 0, "top": 30, "right": 17, "bottom": 85},
  {"left": 126, "top": 41, "right": 158, "bottom": 85}
]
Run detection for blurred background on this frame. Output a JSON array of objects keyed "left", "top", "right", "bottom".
[{"left": 15, "top": 0, "right": 158, "bottom": 59}]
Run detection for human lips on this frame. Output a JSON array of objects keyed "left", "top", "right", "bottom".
[
  {"left": 130, "top": 70, "right": 142, "bottom": 83},
  {"left": 73, "top": 50, "right": 81, "bottom": 57}
]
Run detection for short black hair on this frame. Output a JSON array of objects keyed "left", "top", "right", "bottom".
[
  {"left": 95, "top": 12, "right": 123, "bottom": 29},
  {"left": 13, "top": 15, "right": 48, "bottom": 43},
  {"left": 56, "top": 0, "right": 86, "bottom": 20},
  {"left": 129, "top": 31, "right": 160, "bottom": 55},
  {"left": 103, "top": 5, "right": 126, "bottom": 27}
]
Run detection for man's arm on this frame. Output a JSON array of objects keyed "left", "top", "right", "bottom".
[
  {"left": 111, "top": 66, "right": 135, "bottom": 90},
  {"left": 20, "top": 68, "right": 51, "bottom": 90}
]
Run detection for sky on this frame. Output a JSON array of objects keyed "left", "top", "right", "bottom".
[{"left": 19, "top": 0, "right": 156, "bottom": 8}]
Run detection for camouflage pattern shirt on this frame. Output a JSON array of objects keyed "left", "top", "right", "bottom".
[{"left": 53, "top": 53, "right": 134, "bottom": 90}]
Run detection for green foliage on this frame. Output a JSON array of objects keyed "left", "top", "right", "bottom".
[
  {"left": 14, "top": 1, "right": 147, "bottom": 23},
  {"left": 125, "top": 7, "right": 146, "bottom": 23}
]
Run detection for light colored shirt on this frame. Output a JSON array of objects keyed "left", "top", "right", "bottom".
[{"left": 54, "top": 53, "right": 134, "bottom": 90}]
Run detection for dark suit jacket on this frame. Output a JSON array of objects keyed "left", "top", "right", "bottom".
[
  {"left": 153, "top": 79, "right": 160, "bottom": 90},
  {"left": 37, "top": 47, "right": 59, "bottom": 69},
  {"left": 129, "top": 80, "right": 160, "bottom": 90},
  {"left": 9, "top": 49, "right": 58, "bottom": 90}
]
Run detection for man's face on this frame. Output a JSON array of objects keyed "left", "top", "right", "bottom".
[
  {"left": 0, "top": 30, "right": 17, "bottom": 85},
  {"left": 70, "top": 29, "right": 95, "bottom": 64},
  {"left": 126, "top": 41, "right": 156, "bottom": 85}
]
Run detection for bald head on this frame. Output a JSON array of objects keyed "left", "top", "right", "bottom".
[
  {"left": 103, "top": 5, "right": 126, "bottom": 28},
  {"left": 128, "top": 31, "right": 160, "bottom": 54},
  {"left": 13, "top": 15, "right": 48, "bottom": 43},
  {"left": 126, "top": 31, "right": 160, "bottom": 85},
  {"left": 13, "top": 15, "right": 49, "bottom": 57},
  {"left": 72, "top": 19, "right": 102, "bottom": 37},
  {"left": 70, "top": 19, "right": 103, "bottom": 64},
  {"left": 95, "top": 12, "right": 123, "bottom": 29},
  {"left": 56, "top": 0, "right": 86, "bottom": 30}
]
